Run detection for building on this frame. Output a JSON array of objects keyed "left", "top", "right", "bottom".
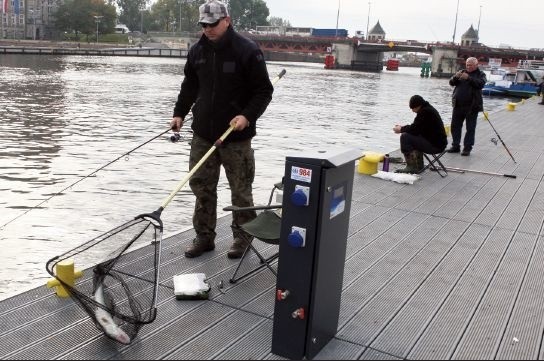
[
  {"left": 1, "top": 0, "right": 59, "bottom": 40},
  {"left": 460, "top": 24, "right": 479, "bottom": 46},
  {"left": 367, "top": 20, "right": 385, "bottom": 41}
]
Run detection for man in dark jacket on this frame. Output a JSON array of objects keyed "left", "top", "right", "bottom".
[
  {"left": 393, "top": 95, "right": 448, "bottom": 174},
  {"left": 170, "top": 0, "right": 274, "bottom": 259},
  {"left": 447, "top": 57, "right": 487, "bottom": 156}
]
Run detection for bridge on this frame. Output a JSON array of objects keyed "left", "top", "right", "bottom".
[{"left": 244, "top": 33, "right": 544, "bottom": 76}]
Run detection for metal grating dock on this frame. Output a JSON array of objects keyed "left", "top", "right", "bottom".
[{"left": 1, "top": 98, "right": 544, "bottom": 360}]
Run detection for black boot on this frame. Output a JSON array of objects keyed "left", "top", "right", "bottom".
[
  {"left": 395, "top": 151, "right": 419, "bottom": 174},
  {"left": 414, "top": 151, "right": 425, "bottom": 173}
]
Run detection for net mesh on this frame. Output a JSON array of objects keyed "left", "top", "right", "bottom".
[{"left": 46, "top": 211, "right": 163, "bottom": 344}]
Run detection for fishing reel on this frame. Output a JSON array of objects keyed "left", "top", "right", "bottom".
[
  {"left": 490, "top": 137, "right": 498, "bottom": 146},
  {"left": 170, "top": 133, "right": 181, "bottom": 143}
]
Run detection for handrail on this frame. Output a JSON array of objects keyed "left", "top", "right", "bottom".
[{"left": 0, "top": 46, "right": 188, "bottom": 58}]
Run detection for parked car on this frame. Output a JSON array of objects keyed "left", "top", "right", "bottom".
[{"left": 115, "top": 24, "right": 130, "bottom": 34}]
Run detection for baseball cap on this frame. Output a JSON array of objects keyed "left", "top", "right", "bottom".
[{"left": 198, "top": 0, "right": 229, "bottom": 24}]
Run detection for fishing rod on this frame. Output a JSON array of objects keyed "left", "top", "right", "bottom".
[
  {"left": 0, "top": 126, "right": 189, "bottom": 231},
  {"left": 442, "top": 166, "right": 516, "bottom": 178},
  {"left": 483, "top": 111, "right": 517, "bottom": 164}
]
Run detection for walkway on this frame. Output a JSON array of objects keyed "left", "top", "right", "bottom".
[{"left": 1, "top": 97, "right": 543, "bottom": 360}]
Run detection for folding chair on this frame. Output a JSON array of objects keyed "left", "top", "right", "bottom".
[
  {"left": 420, "top": 150, "right": 448, "bottom": 177},
  {"left": 223, "top": 182, "right": 283, "bottom": 284}
]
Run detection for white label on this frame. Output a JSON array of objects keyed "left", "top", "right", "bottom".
[{"left": 291, "top": 166, "right": 312, "bottom": 183}]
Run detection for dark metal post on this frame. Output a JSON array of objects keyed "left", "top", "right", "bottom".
[{"left": 452, "top": 0, "right": 460, "bottom": 43}]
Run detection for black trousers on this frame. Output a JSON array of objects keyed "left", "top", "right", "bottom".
[
  {"left": 451, "top": 106, "right": 479, "bottom": 149},
  {"left": 400, "top": 133, "right": 443, "bottom": 154}
]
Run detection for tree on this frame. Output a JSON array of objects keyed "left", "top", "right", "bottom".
[
  {"left": 54, "top": 0, "right": 116, "bottom": 38},
  {"left": 145, "top": 0, "right": 271, "bottom": 33},
  {"left": 116, "top": 0, "right": 148, "bottom": 31},
  {"left": 268, "top": 16, "right": 291, "bottom": 27},
  {"left": 228, "top": 0, "right": 269, "bottom": 30},
  {"left": 149, "top": 0, "right": 177, "bottom": 32},
  {"left": 149, "top": 0, "right": 200, "bottom": 32}
]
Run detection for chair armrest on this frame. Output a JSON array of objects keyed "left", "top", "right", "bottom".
[
  {"left": 274, "top": 181, "right": 284, "bottom": 190},
  {"left": 223, "top": 204, "right": 282, "bottom": 212}
]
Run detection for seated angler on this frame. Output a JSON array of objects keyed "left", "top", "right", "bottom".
[{"left": 393, "top": 95, "right": 448, "bottom": 174}]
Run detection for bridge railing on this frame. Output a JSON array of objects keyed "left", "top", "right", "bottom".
[{"left": 0, "top": 47, "right": 188, "bottom": 58}]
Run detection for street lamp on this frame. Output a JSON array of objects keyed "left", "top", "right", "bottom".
[
  {"left": 139, "top": 2, "right": 146, "bottom": 33},
  {"left": 33, "top": 0, "right": 38, "bottom": 40},
  {"left": 366, "top": 2, "right": 371, "bottom": 41},
  {"left": 179, "top": 0, "right": 196, "bottom": 35},
  {"left": 94, "top": 15, "right": 103, "bottom": 44},
  {"left": 335, "top": 0, "right": 340, "bottom": 37},
  {"left": 477, "top": 5, "right": 482, "bottom": 39},
  {"left": 452, "top": 0, "right": 460, "bottom": 44}
]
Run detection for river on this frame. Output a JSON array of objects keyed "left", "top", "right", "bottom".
[{"left": 0, "top": 54, "right": 513, "bottom": 300}]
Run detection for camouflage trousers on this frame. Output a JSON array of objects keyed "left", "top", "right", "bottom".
[{"left": 189, "top": 134, "right": 257, "bottom": 242}]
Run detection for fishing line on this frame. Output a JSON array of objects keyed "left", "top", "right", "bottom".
[
  {"left": 483, "top": 111, "right": 517, "bottom": 163},
  {"left": 1, "top": 126, "right": 189, "bottom": 231}
]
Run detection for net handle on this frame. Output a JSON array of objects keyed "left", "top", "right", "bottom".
[{"left": 160, "top": 125, "right": 235, "bottom": 209}]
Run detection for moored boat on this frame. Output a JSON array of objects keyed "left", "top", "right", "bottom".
[
  {"left": 483, "top": 65, "right": 544, "bottom": 98},
  {"left": 385, "top": 58, "right": 399, "bottom": 71}
]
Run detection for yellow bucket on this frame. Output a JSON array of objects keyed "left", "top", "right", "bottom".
[
  {"left": 358, "top": 152, "right": 384, "bottom": 175},
  {"left": 506, "top": 102, "right": 517, "bottom": 111}
]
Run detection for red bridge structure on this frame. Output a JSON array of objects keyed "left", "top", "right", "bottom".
[
  {"left": 243, "top": 32, "right": 544, "bottom": 76},
  {"left": 244, "top": 33, "right": 353, "bottom": 63}
]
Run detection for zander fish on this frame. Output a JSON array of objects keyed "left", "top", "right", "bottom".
[{"left": 93, "top": 283, "right": 131, "bottom": 344}]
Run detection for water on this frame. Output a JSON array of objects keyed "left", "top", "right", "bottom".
[{"left": 0, "top": 54, "right": 512, "bottom": 300}]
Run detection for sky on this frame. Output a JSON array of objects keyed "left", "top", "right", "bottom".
[{"left": 262, "top": 0, "right": 543, "bottom": 49}]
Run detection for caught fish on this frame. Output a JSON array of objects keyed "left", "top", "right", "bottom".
[{"left": 93, "top": 283, "right": 131, "bottom": 344}]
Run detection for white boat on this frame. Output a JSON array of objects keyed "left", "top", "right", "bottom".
[
  {"left": 486, "top": 67, "right": 510, "bottom": 82},
  {"left": 483, "top": 64, "right": 544, "bottom": 98}
]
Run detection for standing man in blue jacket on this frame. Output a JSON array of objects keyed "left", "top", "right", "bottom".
[
  {"left": 170, "top": 0, "right": 274, "bottom": 259},
  {"left": 447, "top": 57, "right": 487, "bottom": 156}
]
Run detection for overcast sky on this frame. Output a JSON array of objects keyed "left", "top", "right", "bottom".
[{"left": 262, "top": 0, "right": 542, "bottom": 49}]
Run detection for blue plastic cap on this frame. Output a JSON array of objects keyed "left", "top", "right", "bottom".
[
  {"left": 288, "top": 231, "right": 304, "bottom": 248},
  {"left": 291, "top": 189, "right": 308, "bottom": 206}
]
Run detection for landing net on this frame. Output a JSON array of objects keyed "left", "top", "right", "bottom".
[{"left": 46, "top": 211, "right": 163, "bottom": 344}]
